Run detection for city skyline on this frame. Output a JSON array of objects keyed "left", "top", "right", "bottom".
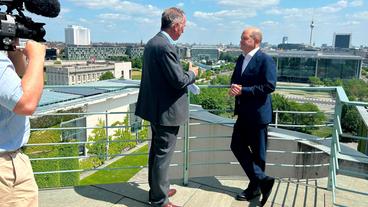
[{"left": 19, "top": 0, "right": 368, "bottom": 47}]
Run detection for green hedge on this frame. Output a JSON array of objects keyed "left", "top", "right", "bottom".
[{"left": 24, "top": 126, "right": 80, "bottom": 188}]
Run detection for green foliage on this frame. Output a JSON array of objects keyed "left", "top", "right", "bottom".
[
  {"left": 138, "top": 120, "right": 149, "bottom": 140},
  {"left": 25, "top": 126, "right": 79, "bottom": 188},
  {"left": 272, "top": 93, "right": 327, "bottom": 134},
  {"left": 79, "top": 144, "right": 149, "bottom": 185},
  {"left": 99, "top": 71, "right": 115, "bottom": 80},
  {"left": 191, "top": 88, "right": 233, "bottom": 116},
  {"left": 107, "top": 55, "right": 130, "bottom": 62},
  {"left": 87, "top": 119, "right": 108, "bottom": 161},
  {"left": 210, "top": 75, "right": 230, "bottom": 85},
  {"left": 307, "top": 77, "right": 368, "bottom": 136},
  {"left": 200, "top": 70, "right": 214, "bottom": 80},
  {"left": 341, "top": 105, "right": 361, "bottom": 140},
  {"left": 323, "top": 78, "right": 343, "bottom": 86},
  {"left": 308, "top": 77, "right": 323, "bottom": 86},
  {"left": 309, "top": 127, "right": 333, "bottom": 138},
  {"left": 108, "top": 116, "right": 136, "bottom": 157},
  {"left": 30, "top": 108, "right": 84, "bottom": 129},
  {"left": 219, "top": 52, "right": 238, "bottom": 62},
  {"left": 219, "top": 63, "right": 235, "bottom": 72},
  {"left": 58, "top": 144, "right": 80, "bottom": 186},
  {"left": 342, "top": 79, "right": 368, "bottom": 101},
  {"left": 80, "top": 157, "right": 103, "bottom": 170},
  {"left": 132, "top": 57, "right": 143, "bottom": 69},
  {"left": 181, "top": 61, "right": 189, "bottom": 71}
]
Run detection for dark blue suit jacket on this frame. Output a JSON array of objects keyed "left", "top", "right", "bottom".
[{"left": 231, "top": 50, "right": 276, "bottom": 125}]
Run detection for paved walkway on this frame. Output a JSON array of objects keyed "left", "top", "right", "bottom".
[{"left": 39, "top": 168, "right": 368, "bottom": 207}]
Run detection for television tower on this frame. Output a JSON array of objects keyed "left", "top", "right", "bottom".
[{"left": 309, "top": 19, "right": 314, "bottom": 46}]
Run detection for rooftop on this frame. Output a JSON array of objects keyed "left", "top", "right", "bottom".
[{"left": 39, "top": 170, "right": 368, "bottom": 207}]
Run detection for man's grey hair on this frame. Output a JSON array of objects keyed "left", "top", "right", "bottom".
[
  {"left": 249, "top": 28, "right": 263, "bottom": 43},
  {"left": 161, "top": 7, "right": 185, "bottom": 30}
]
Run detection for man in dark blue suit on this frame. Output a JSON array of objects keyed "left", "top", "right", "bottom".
[{"left": 229, "top": 27, "right": 276, "bottom": 206}]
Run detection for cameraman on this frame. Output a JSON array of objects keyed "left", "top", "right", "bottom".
[{"left": 0, "top": 40, "right": 45, "bottom": 207}]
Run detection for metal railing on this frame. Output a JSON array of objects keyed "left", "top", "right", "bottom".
[{"left": 28, "top": 84, "right": 368, "bottom": 206}]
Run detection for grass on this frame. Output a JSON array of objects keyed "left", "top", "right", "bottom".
[
  {"left": 132, "top": 70, "right": 142, "bottom": 80},
  {"left": 309, "top": 127, "right": 333, "bottom": 138},
  {"left": 79, "top": 144, "right": 149, "bottom": 185}
]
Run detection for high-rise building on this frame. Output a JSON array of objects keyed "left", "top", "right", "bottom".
[
  {"left": 65, "top": 25, "right": 91, "bottom": 46},
  {"left": 333, "top": 33, "right": 351, "bottom": 49},
  {"left": 282, "top": 36, "right": 288, "bottom": 44}
]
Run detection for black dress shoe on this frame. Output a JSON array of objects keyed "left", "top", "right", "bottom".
[
  {"left": 235, "top": 188, "right": 261, "bottom": 201},
  {"left": 260, "top": 176, "right": 275, "bottom": 206}
]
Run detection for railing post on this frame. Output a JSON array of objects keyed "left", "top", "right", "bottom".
[
  {"left": 105, "top": 111, "right": 109, "bottom": 160},
  {"left": 183, "top": 92, "right": 190, "bottom": 186},
  {"left": 275, "top": 110, "right": 279, "bottom": 128},
  {"left": 328, "top": 91, "right": 343, "bottom": 204}
]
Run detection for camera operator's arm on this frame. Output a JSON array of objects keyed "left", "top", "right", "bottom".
[{"left": 10, "top": 41, "right": 45, "bottom": 115}]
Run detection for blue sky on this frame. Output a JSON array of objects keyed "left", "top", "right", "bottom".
[{"left": 19, "top": 0, "right": 368, "bottom": 46}]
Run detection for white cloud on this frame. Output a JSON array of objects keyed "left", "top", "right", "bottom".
[
  {"left": 217, "top": 0, "right": 279, "bottom": 8},
  {"left": 68, "top": 0, "right": 161, "bottom": 16},
  {"left": 98, "top": 13, "right": 131, "bottom": 20},
  {"left": 186, "top": 20, "right": 197, "bottom": 27},
  {"left": 177, "top": 2, "right": 185, "bottom": 8},
  {"left": 194, "top": 10, "right": 256, "bottom": 21},
  {"left": 350, "top": 11, "right": 368, "bottom": 20},
  {"left": 350, "top": 0, "right": 364, "bottom": 7},
  {"left": 318, "top": 0, "right": 348, "bottom": 13},
  {"left": 260, "top": 20, "right": 279, "bottom": 27},
  {"left": 79, "top": 18, "right": 88, "bottom": 23},
  {"left": 265, "top": 0, "right": 353, "bottom": 23},
  {"left": 136, "top": 17, "right": 155, "bottom": 24},
  {"left": 339, "top": 20, "right": 361, "bottom": 25}
]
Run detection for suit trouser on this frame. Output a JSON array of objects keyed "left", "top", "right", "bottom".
[
  {"left": 0, "top": 150, "right": 38, "bottom": 207},
  {"left": 231, "top": 118, "right": 268, "bottom": 190},
  {"left": 149, "top": 124, "right": 179, "bottom": 207}
]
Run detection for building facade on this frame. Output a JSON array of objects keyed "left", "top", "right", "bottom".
[
  {"left": 268, "top": 51, "right": 362, "bottom": 83},
  {"left": 126, "top": 46, "right": 145, "bottom": 58},
  {"left": 64, "top": 46, "right": 127, "bottom": 60},
  {"left": 333, "top": 33, "right": 351, "bottom": 49},
  {"left": 191, "top": 45, "right": 220, "bottom": 61},
  {"left": 46, "top": 61, "right": 132, "bottom": 85},
  {"left": 65, "top": 25, "right": 91, "bottom": 46}
]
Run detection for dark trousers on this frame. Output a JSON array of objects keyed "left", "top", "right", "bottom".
[
  {"left": 149, "top": 124, "right": 179, "bottom": 207},
  {"left": 230, "top": 117, "right": 268, "bottom": 190}
]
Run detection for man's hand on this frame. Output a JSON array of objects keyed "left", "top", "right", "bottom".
[
  {"left": 189, "top": 62, "right": 199, "bottom": 76},
  {"left": 7, "top": 38, "right": 27, "bottom": 76},
  {"left": 229, "top": 84, "right": 242, "bottom": 97},
  {"left": 23, "top": 40, "right": 46, "bottom": 62}
]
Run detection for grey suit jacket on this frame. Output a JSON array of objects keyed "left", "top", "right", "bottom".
[{"left": 135, "top": 32, "right": 196, "bottom": 126}]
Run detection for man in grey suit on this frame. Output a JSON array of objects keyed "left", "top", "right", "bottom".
[{"left": 135, "top": 7, "right": 198, "bottom": 207}]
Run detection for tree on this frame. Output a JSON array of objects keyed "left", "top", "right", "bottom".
[
  {"left": 132, "top": 57, "right": 143, "bottom": 69},
  {"left": 87, "top": 119, "right": 108, "bottom": 162},
  {"left": 99, "top": 71, "right": 115, "bottom": 80},
  {"left": 341, "top": 105, "right": 361, "bottom": 140},
  {"left": 308, "top": 77, "right": 323, "bottom": 86},
  {"left": 272, "top": 93, "right": 326, "bottom": 134},
  {"left": 219, "top": 52, "right": 238, "bottom": 62}
]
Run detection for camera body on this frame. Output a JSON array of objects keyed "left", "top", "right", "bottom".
[{"left": 0, "top": 0, "right": 46, "bottom": 51}]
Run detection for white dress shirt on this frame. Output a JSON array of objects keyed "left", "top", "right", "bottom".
[{"left": 241, "top": 47, "right": 260, "bottom": 74}]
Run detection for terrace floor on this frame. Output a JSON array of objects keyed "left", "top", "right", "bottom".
[{"left": 39, "top": 168, "right": 368, "bottom": 207}]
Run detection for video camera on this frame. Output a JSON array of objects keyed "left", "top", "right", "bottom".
[{"left": 0, "top": 0, "right": 60, "bottom": 51}]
